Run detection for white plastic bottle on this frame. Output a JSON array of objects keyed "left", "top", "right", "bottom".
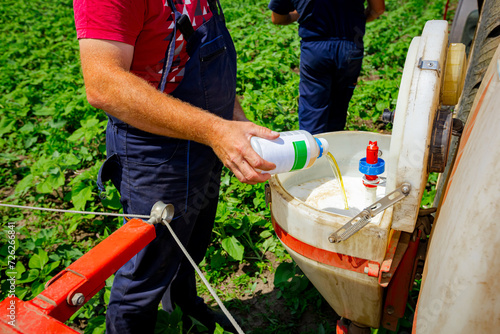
[{"left": 250, "top": 130, "right": 330, "bottom": 175}]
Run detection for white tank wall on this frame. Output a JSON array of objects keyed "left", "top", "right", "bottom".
[
  {"left": 416, "top": 44, "right": 500, "bottom": 333},
  {"left": 283, "top": 244, "right": 383, "bottom": 328},
  {"left": 390, "top": 21, "right": 449, "bottom": 232}
]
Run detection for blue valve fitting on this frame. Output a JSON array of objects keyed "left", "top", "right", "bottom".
[{"left": 359, "top": 157, "right": 385, "bottom": 175}]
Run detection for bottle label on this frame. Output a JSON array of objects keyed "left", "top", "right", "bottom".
[
  {"left": 253, "top": 131, "right": 313, "bottom": 174},
  {"left": 291, "top": 140, "right": 307, "bottom": 171}
]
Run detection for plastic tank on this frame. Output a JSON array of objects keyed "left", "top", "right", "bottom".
[
  {"left": 270, "top": 132, "right": 392, "bottom": 327},
  {"left": 268, "top": 20, "right": 450, "bottom": 328}
]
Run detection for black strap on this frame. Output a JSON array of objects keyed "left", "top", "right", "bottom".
[
  {"left": 166, "top": 0, "right": 176, "bottom": 11},
  {"left": 177, "top": 14, "right": 195, "bottom": 40},
  {"left": 207, "top": 0, "right": 218, "bottom": 16}
]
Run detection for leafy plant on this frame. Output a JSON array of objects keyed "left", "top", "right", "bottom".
[{"left": 0, "top": 0, "right": 457, "bottom": 332}]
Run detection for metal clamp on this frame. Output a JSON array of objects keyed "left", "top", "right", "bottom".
[
  {"left": 362, "top": 175, "right": 387, "bottom": 187},
  {"left": 148, "top": 201, "right": 174, "bottom": 225},
  {"left": 418, "top": 58, "right": 440, "bottom": 75},
  {"left": 328, "top": 183, "right": 411, "bottom": 243}
]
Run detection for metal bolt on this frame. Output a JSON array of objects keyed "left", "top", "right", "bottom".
[
  {"left": 364, "top": 267, "right": 369, "bottom": 274},
  {"left": 382, "top": 272, "right": 392, "bottom": 278},
  {"left": 401, "top": 183, "right": 411, "bottom": 195},
  {"left": 387, "top": 306, "right": 395, "bottom": 315},
  {"left": 71, "top": 293, "right": 85, "bottom": 306}
]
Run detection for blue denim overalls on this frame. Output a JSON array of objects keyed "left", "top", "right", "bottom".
[{"left": 97, "top": 1, "right": 236, "bottom": 332}]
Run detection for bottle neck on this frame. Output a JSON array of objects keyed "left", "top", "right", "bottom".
[{"left": 315, "top": 138, "right": 324, "bottom": 158}]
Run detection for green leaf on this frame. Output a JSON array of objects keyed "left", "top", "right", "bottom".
[
  {"left": 15, "top": 287, "right": 29, "bottom": 300},
  {"left": 41, "top": 260, "right": 60, "bottom": 276},
  {"left": 24, "top": 136, "right": 38, "bottom": 148},
  {"left": 63, "top": 153, "right": 81, "bottom": 166},
  {"left": 36, "top": 170, "right": 65, "bottom": 194},
  {"left": 66, "top": 220, "right": 80, "bottom": 236},
  {"left": 221, "top": 236, "right": 244, "bottom": 262},
  {"left": 101, "top": 186, "right": 121, "bottom": 210},
  {"left": 259, "top": 230, "right": 272, "bottom": 239},
  {"left": 67, "top": 128, "right": 85, "bottom": 142},
  {"left": 376, "top": 100, "right": 386, "bottom": 112},
  {"left": 29, "top": 249, "right": 49, "bottom": 270},
  {"left": 261, "top": 237, "right": 276, "bottom": 253},
  {"left": 0, "top": 117, "right": 16, "bottom": 137},
  {"left": 15, "top": 261, "right": 26, "bottom": 280},
  {"left": 214, "top": 323, "right": 224, "bottom": 334},
  {"left": 85, "top": 315, "right": 106, "bottom": 334},
  {"left": 15, "top": 174, "right": 34, "bottom": 195},
  {"left": 19, "top": 122, "right": 34, "bottom": 133},
  {"left": 71, "top": 184, "right": 93, "bottom": 211},
  {"left": 210, "top": 250, "right": 227, "bottom": 269},
  {"left": 274, "top": 262, "right": 294, "bottom": 286},
  {"left": 18, "top": 269, "right": 40, "bottom": 284},
  {"left": 31, "top": 280, "right": 46, "bottom": 297},
  {"left": 104, "top": 288, "right": 111, "bottom": 305}
]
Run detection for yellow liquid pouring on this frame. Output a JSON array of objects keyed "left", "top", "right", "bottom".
[{"left": 326, "top": 152, "right": 349, "bottom": 210}]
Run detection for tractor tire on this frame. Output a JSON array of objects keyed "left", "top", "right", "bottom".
[{"left": 434, "top": 0, "right": 500, "bottom": 207}]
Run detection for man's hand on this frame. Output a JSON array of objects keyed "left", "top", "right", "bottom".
[{"left": 209, "top": 120, "right": 279, "bottom": 185}]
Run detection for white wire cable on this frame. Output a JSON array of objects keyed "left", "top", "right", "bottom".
[
  {"left": 162, "top": 219, "right": 245, "bottom": 334},
  {"left": 0, "top": 202, "right": 150, "bottom": 219},
  {"left": 1, "top": 201, "right": 244, "bottom": 333}
]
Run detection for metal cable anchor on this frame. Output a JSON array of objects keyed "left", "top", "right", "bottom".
[{"left": 147, "top": 201, "right": 175, "bottom": 224}]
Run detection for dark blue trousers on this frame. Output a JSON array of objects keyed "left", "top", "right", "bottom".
[
  {"left": 100, "top": 119, "right": 223, "bottom": 333},
  {"left": 298, "top": 39, "right": 363, "bottom": 135}
]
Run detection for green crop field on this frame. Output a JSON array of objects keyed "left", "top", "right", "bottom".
[{"left": 0, "top": 0, "right": 455, "bottom": 333}]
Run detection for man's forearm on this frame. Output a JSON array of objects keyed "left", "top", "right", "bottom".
[
  {"left": 271, "top": 10, "right": 299, "bottom": 25},
  {"left": 81, "top": 49, "right": 226, "bottom": 148},
  {"left": 79, "top": 38, "right": 280, "bottom": 184},
  {"left": 233, "top": 98, "right": 249, "bottom": 122},
  {"left": 366, "top": 0, "right": 385, "bottom": 22}
]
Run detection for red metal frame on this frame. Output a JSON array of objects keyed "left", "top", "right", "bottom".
[
  {"left": 381, "top": 231, "right": 421, "bottom": 331},
  {"left": 0, "top": 218, "right": 156, "bottom": 333}
]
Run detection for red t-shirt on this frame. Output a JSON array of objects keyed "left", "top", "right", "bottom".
[{"left": 74, "top": 0, "right": 213, "bottom": 94}]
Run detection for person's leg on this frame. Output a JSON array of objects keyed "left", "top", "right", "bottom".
[
  {"left": 103, "top": 126, "right": 219, "bottom": 334},
  {"left": 298, "top": 40, "right": 334, "bottom": 135},
  {"left": 327, "top": 40, "right": 363, "bottom": 132},
  {"left": 164, "top": 155, "right": 223, "bottom": 315},
  {"left": 162, "top": 142, "right": 236, "bottom": 332}
]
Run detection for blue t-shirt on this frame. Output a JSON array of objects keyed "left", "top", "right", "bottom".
[{"left": 268, "top": 0, "right": 366, "bottom": 40}]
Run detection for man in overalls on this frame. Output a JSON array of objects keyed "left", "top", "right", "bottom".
[
  {"left": 74, "top": 0, "right": 279, "bottom": 332},
  {"left": 269, "top": 0, "right": 385, "bottom": 135}
]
